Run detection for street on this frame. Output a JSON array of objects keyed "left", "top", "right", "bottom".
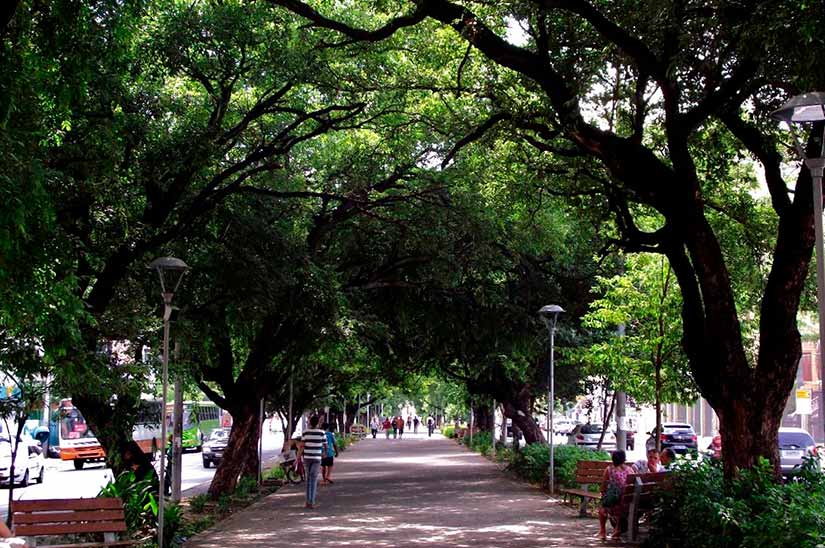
[{"left": 0, "top": 429, "right": 284, "bottom": 517}]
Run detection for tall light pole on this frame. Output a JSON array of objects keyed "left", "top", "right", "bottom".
[
  {"left": 772, "top": 92, "right": 825, "bottom": 444},
  {"left": 539, "top": 304, "right": 564, "bottom": 495},
  {"left": 149, "top": 257, "right": 189, "bottom": 548}
]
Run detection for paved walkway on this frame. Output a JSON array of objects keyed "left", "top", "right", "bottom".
[{"left": 184, "top": 433, "right": 607, "bottom": 548}]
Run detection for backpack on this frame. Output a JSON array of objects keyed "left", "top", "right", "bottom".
[{"left": 601, "top": 479, "right": 622, "bottom": 508}]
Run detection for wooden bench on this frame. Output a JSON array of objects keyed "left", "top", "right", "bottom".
[
  {"left": 12, "top": 498, "right": 140, "bottom": 548},
  {"left": 619, "top": 472, "right": 670, "bottom": 542},
  {"left": 349, "top": 424, "right": 367, "bottom": 439},
  {"left": 558, "top": 460, "right": 611, "bottom": 516}
]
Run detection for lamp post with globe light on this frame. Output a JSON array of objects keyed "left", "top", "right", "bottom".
[
  {"left": 148, "top": 257, "right": 189, "bottom": 547},
  {"left": 771, "top": 92, "right": 825, "bottom": 443},
  {"left": 539, "top": 304, "right": 564, "bottom": 495}
]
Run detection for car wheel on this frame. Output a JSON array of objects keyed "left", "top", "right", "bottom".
[
  {"left": 203, "top": 459, "right": 210, "bottom": 468},
  {"left": 37, "top": 465, "right": 44, "bottom": 484},
  {"left": 73, "top": 459, "right": 85, "bottom": 470},
  {"left": 20, "top": 470, "right": 29, "bottom": 487}
]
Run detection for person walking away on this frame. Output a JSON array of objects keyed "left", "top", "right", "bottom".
[
  {"left": 413, "top": 416, "right": 420, "bottom": 434},
  {"left": 321, "top": 423, "right": 339, "bottom": 484},
  {"left": 427, "top": 416, "right": 435, "bottom": 437},
  {"left": 299, "top": 415, "right": 326, "bottom": 509},
  {"left": 370, "top": 416, "right": 380, "bottom": 439},
  {"left": 598, "top": 450, "right": 633, "bottom": 541},
  {"left": 406, "top": 416, "right": 412, "bottom": 431},
  {"left": 383, "top": 417, "right": 392, "bottom": 439},
  {"left": 396, "top": 416, "right": 405, "bottom": 439}
]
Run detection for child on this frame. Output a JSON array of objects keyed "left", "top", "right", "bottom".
[{"left": 321, "top": 423, "right": 339, "bottom": 484}]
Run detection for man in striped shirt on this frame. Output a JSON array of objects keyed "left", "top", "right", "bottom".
[{"left": 299, "top": 415, "right": 327, "bottom": 509}]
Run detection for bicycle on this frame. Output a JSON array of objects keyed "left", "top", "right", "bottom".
[{"left": 280, "top": 452, "right": 304, "bottom": 484}]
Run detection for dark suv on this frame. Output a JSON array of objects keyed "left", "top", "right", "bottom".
[
  {"left": 645, "top": 423, "right": 698, "bottom": 454},
  {"left": 202, "top": 427, "right": 230, "bottom": 468}
]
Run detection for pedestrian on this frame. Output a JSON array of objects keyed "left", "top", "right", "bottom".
[
  {"left": 406, "top": 416, "right": 412, "bottom": 430},
  {"left": 396, "top": 415, "right": 405, "bottom": 439},
  {"left": 392, "top": 416, "right": 399, "bottom": 439},
  {"left": 383, "top": 416, "right": 392, "bottom": 439},
  {"left": 427, "top": 416, "right": 435, "bottom": 437},
  {"left": 413, "top": 416, "right": 420, "bottom": 434},
  {"left": 598, "top": 450, "right": 633, "bottom": 541},
  {"left": 321, "top": 422, "right": 339, "bottom": 485},
  {"left": 660, "top": 448, "right": 676, "bottom": 470},
  {"left": 632, "top": 448, "right": 663, "bottom": 474},
  {"left": 298, "top": 415, "right": 326, "bottom": 509},
  {"left": 370, "top": 416, "right": 380, "bottom": 439}
]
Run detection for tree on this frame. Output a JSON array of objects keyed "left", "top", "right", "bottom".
[
  {"left": 269, "top": 0, "right": 825, "bottom": 476},
  {"left": 581, "top": 254, "right": 698, "bottom": 450}
]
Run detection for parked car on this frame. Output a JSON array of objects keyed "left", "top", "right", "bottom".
[
  {"left": 202, "top": 427, "right": 230, "bottom": 468},
  {"left": 567, "top": 423, "right": 616, "bottom": 450},
  {"left": 0, "top": 436, "right": 45, "bottom": 486},
  {"left": 553, "top": 419, "right": 581, "bottom": 436},
  {"left": 778, "top": 427, "right": 817, "bottom": 477},
  {"left": 645, "top": 423, "right": 698, "bottom": 454}
]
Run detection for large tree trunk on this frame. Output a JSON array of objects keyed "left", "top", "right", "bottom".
[
  {"left": 472, "top": 403, "right": 494, "bottom": 432},
  {"left": 208, "top": 404, "right": 259, "bottom": 497},
  {"left": 502, "top": 393, "right": 545, "bottom": 445}
]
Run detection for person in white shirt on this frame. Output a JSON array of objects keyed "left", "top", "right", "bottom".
[
  {"left": 633, "top": 448, "right": 665, "bottom": 474},
  {"left": 370, "top": 416, "right": 380, "bottom": 438}
]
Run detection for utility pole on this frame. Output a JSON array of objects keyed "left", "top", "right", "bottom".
[{"left": 615, "top": 321, "right": 627, "bottom": 453}]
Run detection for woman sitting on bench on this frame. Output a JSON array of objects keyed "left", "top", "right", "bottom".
[{"left": 598, "top": 450, "right": 632, "bottom": 541}]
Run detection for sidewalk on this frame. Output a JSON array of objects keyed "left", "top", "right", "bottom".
[{"left": 184, "top": 433, "right": 609, "bottom": 548}]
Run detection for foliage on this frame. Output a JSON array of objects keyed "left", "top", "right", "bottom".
[
  {"left": 580, "top": 254, "right": 697, "bottom": 406},
  {"left": 234, "top": 476, "right": 258, "bottom": 498},
  {"left": 98, "top": 471, "right": 157, "bottom": 535},
  {"left": 163, "top": 503, "right": 183, "bottom": 548},
  {"left": 187, "top": 494, "right": 208, "bottom": 514},
  {"left": 508, "top": 443, "right": 610, "bottom": 487},
  {"left": 442, "top": 426, "right": 456, "bottom": 439},
  {"left": 646, "top": 458, "right": 825, "bottom": 548},
  {"left": 265, "top": 466, "right": 286, "bottom": 481}
]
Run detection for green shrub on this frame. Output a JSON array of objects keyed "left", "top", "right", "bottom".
[
  {"left": 645, "top": 457, "right": 825, "bottom": 548},
  {"left": 234, "top": 475, "right": 258, "bottom": 497},
  {"left": 266, "top": 465, "right": 285, "bottom": 481},
  {"left": 163, "top": 503, "right": 183, "bottom": 548},
  {"left": 442, "top": 426, "right": 455, "bottom": 439},
  {"left": 188, "top": 494, "right": 209, "bottom": 513},
  {"left": 335, "top": 433, "right": 349, "bottom": 451},
  {"left": 98, "top": 470, "right": 157, "bottom": 534},
  {"left": 508, "top": 443, "right": 609, "bottom": 487}
]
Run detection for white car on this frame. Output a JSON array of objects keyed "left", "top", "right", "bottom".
[
  {"left": 0, "top": 436, "right": 45, "bottom": 486},
  {"left": 567, "top": 423, "right": 616, "bottom": 450},
  {"left": 553, "top": 419, "right": 581, "bottom": 436}
]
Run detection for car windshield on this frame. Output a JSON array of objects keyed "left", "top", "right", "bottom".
[
  {"left": 778, "top": 431, "right": 814, "bottom": 448},
  {"left": 580, "top": 424, "right": 603, "bottom": 434},
  {"left": 664, "top": 424, "right": 693, "bottom": 432},
  {"left": 210, "top": 429, "right": 229, "bottom": 441}
]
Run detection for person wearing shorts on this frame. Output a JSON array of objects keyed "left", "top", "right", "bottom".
[{"left": 321, "top": 422, "right": 339, "bottom": 484}]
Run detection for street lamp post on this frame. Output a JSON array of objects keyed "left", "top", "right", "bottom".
[
  {"left": 772, "top": 92, "right": 825, "bottom": 443},
  {"left": 539, "top": 304, "right": 564, "bottom": 496},
  {"left": 148, "top": 257, "right": 189, "bottom": 548}
]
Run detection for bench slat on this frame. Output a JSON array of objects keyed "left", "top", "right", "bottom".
[
  {"left": 13, "top": 510, "right": 125, "bottom": 524},
  {"left": 558, "top": 488, "right": 599, "bottom": 499},
  {"left": 577, "top": 460, "right": 611, "bottom": 470},
  {"left": 14, "top": 499, "right": 122, "bottom": 512},
  {"left": 22, "top": 540, "right": 141, "bottom": 548},
  {"left": 15, "top": 521, "right": 127, "bottom": 536}
]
